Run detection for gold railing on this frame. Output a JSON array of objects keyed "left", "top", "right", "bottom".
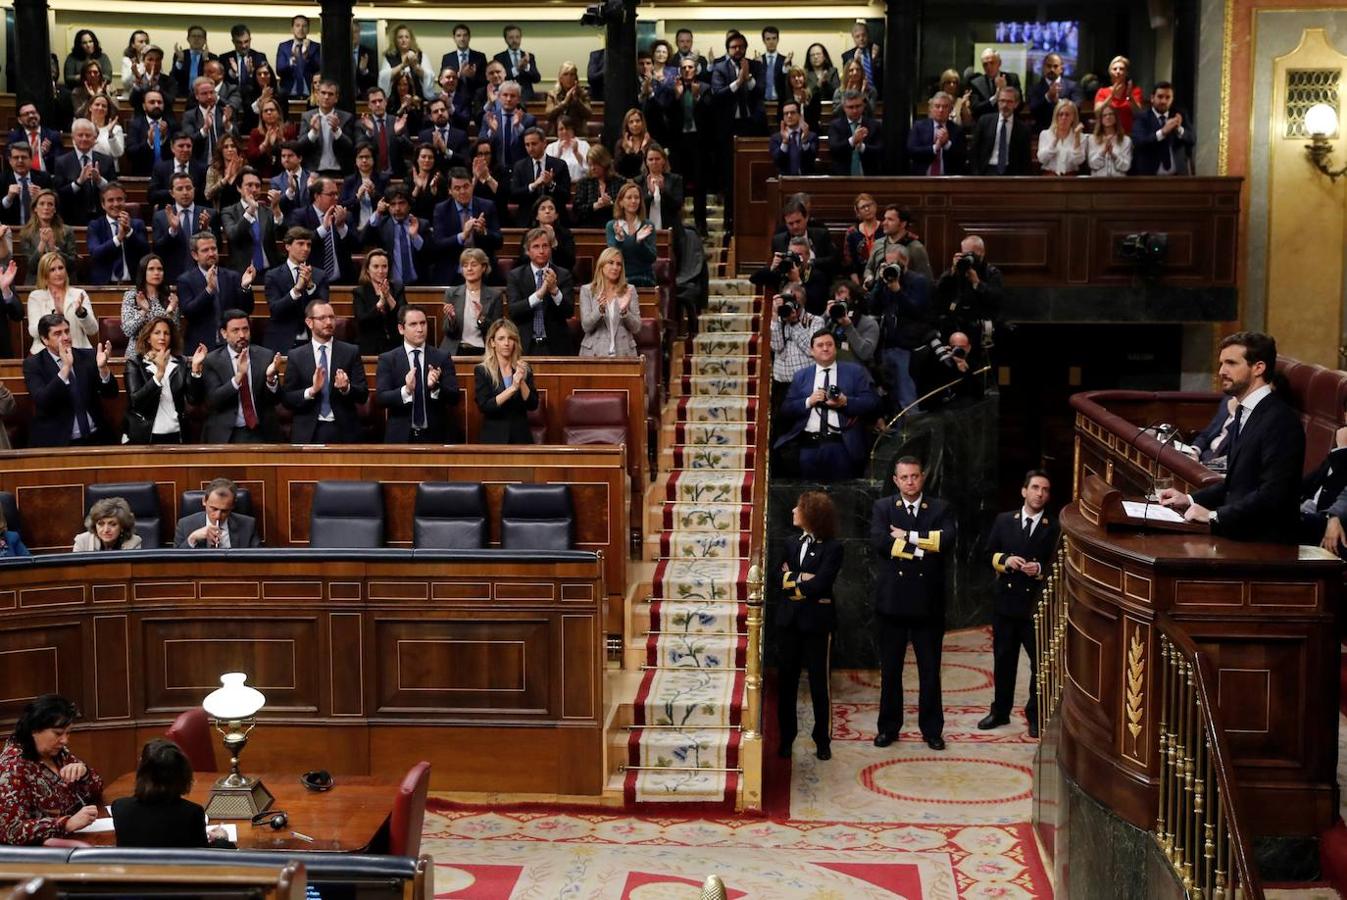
[
  {"left": 1156, "top": 630, "right": 1263, "bottom": 899},
  {"left": 1034, "top": 543, "right": 1070, "bottom": 727}
]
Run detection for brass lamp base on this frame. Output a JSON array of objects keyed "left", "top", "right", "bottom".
[{"left": 204, "top": 775, "right": 274, "bottom": 819}]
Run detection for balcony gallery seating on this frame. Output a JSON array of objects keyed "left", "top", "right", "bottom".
[
  {"left": 84, "top": 481, "right": 162, "bottom": 549},
  {"left": 165, "top": 706, "right": 218, "bottom": 774},
  {"left": 500, "top": 484, "right": 574, "bottom": 551},
  {"left": 412, "top": 483, "right": 487, "bottom": 550},
  {"left": 181, "top": 488, "right": 254, "bottom": 519},
  {"left": 563, "top": 391, "right": 627, "bottom": 445},
  {"left": 309, "top": 481, "right": 385, "bottom": 549}
]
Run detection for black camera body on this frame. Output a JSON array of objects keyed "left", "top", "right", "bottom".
[
  {"left": 828, "top": 301, "right": 848, "bottom": 322},
  {"left": 775, "top": 250, "right": 802, "bottom": 275},
  {"left": 776, "top": 295, "right": 797, "bottom": 321},
  {"left": 955, "top": 253, "right": 977, "bottom": 275},
  {"left": 881, "top": 263, "right": 903, "bottom": 283},
  {"left": 826, "top": 383, "right": 841, "bottom": 400}
]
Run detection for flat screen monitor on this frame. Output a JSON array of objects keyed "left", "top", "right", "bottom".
[{"left": 992, "top": 21, "right": 1080, "bottom": 76}]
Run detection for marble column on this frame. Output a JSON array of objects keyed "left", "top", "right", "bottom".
[
  {"left": 13, "top": 0, "right": 52, "bottom": 122},
  {"left": 319, "top": 0, "right": 355, "bottom": 112},
  {"left": 601, "top": 0, "right": 639, "bottom": 152},
  {"left": 882, "top": 0, "right": 920, "bottom": 174}
]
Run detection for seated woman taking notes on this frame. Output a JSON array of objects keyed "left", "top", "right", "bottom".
[
  {"left": 0, "top": 695, "right": 103, "bottom": 845},
  {"left": 112, "top": 738, "right": 233, "bottom": 848}
]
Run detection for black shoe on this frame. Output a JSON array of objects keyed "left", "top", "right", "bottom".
[
  {"left": 926, "top": 736, "right": 946, "bottom": 751},
  {"left": 1027, "top": 721, "right": 1040, "bottom": 739},
  {"left": 815, "top": 745, "right": 831, "bottom": 761},
  {"left": 977, "top": 713, "right": 1010, "bottom": 731},
  {"left": 873, "top": 732, "right": 898, "bottom": 748},
  {"left": 777, "top": 743, "right": 793, "bottom": 759}
]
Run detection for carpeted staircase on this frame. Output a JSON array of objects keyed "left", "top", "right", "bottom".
[{"left": 622, "top": 271, "right": 761, "bottom": 808}]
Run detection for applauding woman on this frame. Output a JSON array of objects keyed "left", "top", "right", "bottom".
[
  {"left": 1087, "top": 105, "right": 1133, "bottom": 177},
  {"left": 352, "top": 249, "right": 406, "bottom": 356},
  {"left": 1037, "top": 99, "right": 1086, "bottom": 176},
  {"left": 580, "top": 247, "right": 641, "bottom": 358},
  {"left": 518, "top": 196, "right": 575, "bottom": 273},
  {"left": 573, "top": 145, "right": 622, "bottom": 229},
  {"left": 543, "top": 65, "right": 592, "bottom": 133},
  {"left": 73, "top": 496, "right": 142, "bottom": 551},
  {"left": 614, "top": 109, "right": 653, "bottom": 180},
  {"left": 121, "top": 254, "right": 181, "bottom": 361},
  {"left": 474, "top": 319, "right": 537, "bottom": 445},
  {"left": 606, "top": 182, "right": 657, "bottom": 287},
  {"left": 441, "top": 248, "right": 501, "bottom": 357},
  {"left": 18, "top": 190, "right": 77, "bottom": 277},
  {"left": 124, "top": 316, "right": 203, "bottom": 444},
  {"left": 0, "top": 695, "right": 104, "bottom": 845},
  {"left": 245, "top": 96, "right": 297, "bottom": 179},
  {"left": 204, "top": 135, "right": 247, "bottom": 211},
  {"left": 27, "top": 252, "right": 94, "bottom": 354},
  {"left": 407, "top": 147, "right": 446, "bottom": 221},
  {"left": 776, "top": 491, "right": 843, "bottom": 762}
]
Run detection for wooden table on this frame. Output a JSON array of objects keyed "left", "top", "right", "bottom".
[{"left": 92, "top": 772, "right": 398, "bottom": 851}]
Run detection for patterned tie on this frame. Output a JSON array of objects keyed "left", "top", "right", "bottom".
[
  {"left": 376, "top": 119, "right": 389, "bottom": 171},
  {"left": 238, "top": 355, "right": 259, "bottom": 429},
  {"left": 324, "top": 228, "right": 338, "bottom": 277},
  {"left": 411, "top": 348, "right": 427, "bottom": 428},
  {"left": 17, "top": 177, "right": 27, "bottom": 225},
  {"left": 532, "top": 268, "right": 546, "bottom": 340},
  {"left": 399, "top": 221, "right": 417, "bottom": 283},
  {"left": 849, "top": 122, "right": 863, "bottom": 176},
  {"left": 996, "top": 118, "right": 1010, "bottom": 175},
  {"left": 317, "top": 344, "right": 332, "bottom": 417},
  {"left": 151, "top": 124, "right": 162, "bottom": 165},
  {"left": 859, "top": 49, "right": 873, "bottom": 86}
]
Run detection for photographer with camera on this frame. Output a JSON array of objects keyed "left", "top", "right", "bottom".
[
  {"left": 934, "top": 234, "right": 1003, "bottom": 363},
  {"left": 862, "top": 205, "right": 933, "bottom": 288},
  {"left": 769, "top": 198, "right": 837, "bottom": 284},
  {"left": 769, "top": 283, "right": 818, "bottom": 435},
  {"left": 752, "top": 235, "right": 829, "bottom": 313},
  {"left": 773, "top": 328, "right": 879, "bottom": 481},
  {"left": 824, "top": 280, "right": 878, "bottom": 367},
  {"left": 867, "top": 243, "right": 932, "bottom": 414},
  {"left": 913, "top": 329, "right": 985, "bottom": 409}
]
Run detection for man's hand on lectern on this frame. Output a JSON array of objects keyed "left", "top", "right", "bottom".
[
  {"left": 1183, "top": 502, "right": 1212, "bottom": 524},
  {"left": 1157, "top": 488, "right": 1189, "bottom": 510}
]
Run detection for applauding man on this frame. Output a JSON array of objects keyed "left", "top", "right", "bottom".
[
  {"left": 264, "top": 227, "right": 331, "bottom": 353},
  {"left": 377, "top": 306, "right": 458, "bottom": 444},
  {"left": 282, "top": 300, "right": 368, "bottom": 443},
  {"left": 23, "top": 314, "right": 118, "bottom": 446},
  {"left": 191, "top": 309, "right": 281, "bottom": 442}
]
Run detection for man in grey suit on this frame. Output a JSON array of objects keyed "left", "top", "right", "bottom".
[
  {"left": 300, "top": 80, "right": 354, "bottom": 176},
  {"left": 190, "top": 308, "right": 282, "bottom": 443},
  {"left": 174, "top": 477, "right": 261, "bottom": 548},
  {"left": 180, "top": 77, "right": 240, "bottom": 166}
]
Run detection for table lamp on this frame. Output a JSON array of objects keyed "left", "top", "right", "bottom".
[{"left": 201, "top": 672, "right": 274, "bottom": 818}]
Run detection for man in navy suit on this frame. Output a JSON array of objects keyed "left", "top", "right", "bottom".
[
  {"left": 773, "top": 329, "right": 879, "bottom": 480},
  {"left": 87, "top": 183, "right": 149, "bottom": 284},
  {"left": 1131, "top": 81, "right": 1196, "bottom": 175},
  {"left": 510, "top": 128, "right": 570, "bottom": 225},
  {"left": 0, "top": 143, "right": 52, "bottom": 227},
  {"left": 287, "top": 178, "right": 357, "bottom": 284},
  {"left": 9, "top": 103, "right": 62, "bottom": 174},
  {"left": 505, "top": 228, "right": 575, "bottom": 356},
  {"left": 418, "top": 98, "right": 470, "bottom": 172},
  {"left": 222, "top": 169, "right": 285, "bottom": 275},
  {"left": 180, "top": 77, "right": 239, "bottom": 166},
  {"left": 276, "top": 15, "right": 321, "bottom": 98},
  {"left": 1160, "top": 331, "right": 1305, "bottom": 543},
  {"left": 711, "top": 31, "right": 766, "bottom": 228},
  {"left": 1027, "top": 53, "right": 1082, "bottom": 132},
  {"left": 493, "top": 25, "right": 541, "bottom": 101},
  {"left": 971, "top": 87, "right": 1031, "bottom": 176},
  {"left": 222, "top": 24, "right": 269, "bottom": 91},
  {"left": 769, "top": 101, "right": 818, "bottom": 176},
  {"left": 758, "top": 26, "right": 791, "bottom": 104},
  {"left": 980, "top": 470, "right": 1059, "bottom": 738},
  {"left": 151, "top": 174, "right": 219, "bottom": 283},
  {"left": 270, "top": 143, "right": 315, "bottom": 219},
  {"left": 263, "top": 227, "right": 331, "bottom": 353},
  {"left": 148, "top": 134, "right": 207, "bottom": 210},
  {"left": 431, "top": 169, "right": 503, "bottom": 284},
  {"left": 361, "top": 187, "right": 427, "bottom": 286},
  {"left": 442, "top": 23, "right": 489, "bottom": 96},
  {"left": 170, "top": 25, "right": 218, "bottom": 96},
  {"left": 841, "top": 22, "right": 882, "bottom": 94},
  {"left": 53, "top": 120, "right": 115, "bottom": 225},
  {"left": 828, "top": 91, "right": 883, "bottom": 176},
  {"left": 907, "top": 92, "right": 967, "bottom": 176},
  {"left": 356, "top": 88, "right": 413, "bottom": 179},
  {"left": 124, "top": 89, "right": 178, "bottom": 176},
  {"left": 23, "top": 314, "right": 118, "bottom": 447},
  {"left": 281, "top": 300, "right": 369, "bottom": 443},
  {"left": 177, "top": 232, "right": 256, "bottom": 350},
  {"left": 377, "top": 306, "right": 459, "bottom": 444},
  {"left": 478, "top": 82, "right": 535, "bottom": 172}
]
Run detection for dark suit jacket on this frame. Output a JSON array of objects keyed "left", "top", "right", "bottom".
[
  {"left": 22, "top": 348, "right": 119, "bottom": 446},
  {"left": 270, "top": 167, "right": 314, "bottom": 218},
  {"left": 173, "top": 510, "right": 260, "bottom": 548},
  {"left": 770, "top": 226, "right": 838, "bottom": 280},
  {"left": 969, "top": 70, "right": 1023, "bottom": 119},
  {"left": 710, "top": 57, "right": 767, "bottom": 133},
  {"left": 773, "top": 361, "right": 879, "bottom": 468},
  {"left": 505, "top": 262, "right": 575, "bottom": 355},
  {"left": 179, "top": 104, "right": 238, "bottom": 165},
  {"left": 193, "top": 345, "right": 281, "bottom": 442},
  {"left": 430, "top": 197, "right": 503, "bottom": 283},
  {"left": 869, "top": 493, "right": 957, "bottom": 619},
  {"left": 906, "top": 118, "right": 967, "bottom": 175},
  {"left": 1130, "top": 108, "right": 1196, "bottom": 175},
  {"left": 358, "top": 214, "right": 427, "bottom": 285},
  {"left": 221, "top": 202, "right": 285, "bottom": 274},
  {"left": 87, "top": 215, "right": 150, "bottom": 284},
  {"left": 1302, "top": 446, "right": 1347, "bottom": 517},
  {"left": 123, "top": 354, "right": 189, "bottom": 443},
  {"left": 759, "top": 53, "right": 791, "bottom": 105},
  {"left": 285, "top": 206, "right": 357, "bottom": 284},
  {"left": 0, "top": 170, "right": 53, "bottom": 226},
  {"left": 971, "top": 112, "right": 1032, "bottom": 176},
  {"left": 827, "top": 115, "right": 884, "bottom": 176},
  {"left": 127, "top": 77, "right": 179, "bottom": 117},
  {"left": 416, "top": 124, "right": 469, "bottom": 170},
  {"left": 52, "top": 149, "right": 115, "bottom": 224},
  {"left": 149, "top": 160, "right": 207, "bottom": 210},
  {"left": 170, "top": 48, "right": 220, "bottom": 95},
  {"left": 124, "top": 115, "right": 178, "bottom": 176},
  {"left": 493, "top": 49, "right": 542, "bottom": 99},
  {"left": 7, "top": 126, "right": 62, "bottom": 173},
  {"left": 441, "top": 49, "right": 489, "bottom": 95},
  {"left": 777, "top": 535, "right": 841, "bottom": 633},
  {"left": 769, "top": 129, "right": 819, "bottom": 176},
  {"left": 509, "top": 155, "right": 570, "bottom": 224},
  {"left": 276, "top": 39, "right": 321, "bottom": 96},
  {"left": 151, "top": 205, "right": 219, "bottom": 283},
  {"left": 354, "top": 114, "right": 411, "bottom": 178},
  {"left": 473, "top": 362, "right": 537, "bottom": 444},
  {"left": 1028, "top": 77, "right": 1082, "bottom": 131},
  {"left": 586, "top": 49, "right": 606, "bottom": 102},
  {"left": 479, "top": 110, "right": 537, "bottom": 171},
  {"left": 0, "top": 289, "right": 22, "bottom": 359},
  {"left": 987, "top": 509, "right": 1060, "bottom": 617},
  {"left": 1191, "top": 391, "right": 1305, "bottom": 543},
  {"left": 339, "top": 171, "right": 391, "bottom": 217},
  {"left": 111, "top": 797, "right": 213, "bottom": 849},
  {"left": 298, "top": 108, "right": 355, "bottom": 173},
  {"left": 642, "top": 171, "right": 685, "bottom": 227},
  {"left": 351, "top": 282, "right": 406, "bottom": 356},
  {"left": 221, "top": 49, "right": 270, "bottom": 88},
  {"left": 281, "top": 339, "right": 369, "bottom": 442},
  {"left": 263, "top": 261, "right": 331, "bottom": 351},
  {"left": 177, "top": 264, "right": 254, "bottom": 350},
  {"left": 376, "top": 343, "right": 459, "bottom": 443}
]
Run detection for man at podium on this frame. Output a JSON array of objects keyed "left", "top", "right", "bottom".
[{"left": 1158, "top": 331, "right": 1304, "bottom": 543}]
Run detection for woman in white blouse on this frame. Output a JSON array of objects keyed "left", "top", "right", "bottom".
[
  {"left": 123, "top": 316, "right": 205, "bottom": 445},
  {"left": 28, "top": 251, "right": 96, "bottom": 353},
  {"left": 1087, "top": 105, "right": 1134, "bottom": 177},
  {"left": 440, "top": 248, "right": 502, "bottom": 357},
  {"left": 378, "top": 24, "right": 436, "bottom": 98},
  {"left": 1036, "top": 99, "right": 1085, "bottom": 176},
  {"left": 545, "top": 116, "right": 590, "bottom": 182},
  {"left": 86, "top": 95, "right": 125, "bottom": 172},
  {"left": 579, "top": 247, "right": 642, "bottom": 358}
]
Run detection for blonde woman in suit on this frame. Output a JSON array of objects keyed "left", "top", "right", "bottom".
[
  {"left": 473, "top": 318, "right": 537, "bottom": 444},
  {"left": 27, "top": 252, "right": 95, "bottom": 353},
  {"left": 579, "top": 247, "right": 641, "bottom": 358},
  {"left": 440, "top": 248, "right": 501, "bottom": 357}
]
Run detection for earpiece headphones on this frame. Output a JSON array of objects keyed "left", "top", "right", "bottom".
[
  {"left": 300, "top": 769, "right": 332, "bottom": 792},
  {"left": 251, "top": 809, "right": 288, "bottom": 830}
]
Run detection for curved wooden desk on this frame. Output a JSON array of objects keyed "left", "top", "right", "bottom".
[
  {"left": 1058, "top": 505, "right": 1341, "bottom": 835},
  {"left": 0, "top": 549, "right": 607, "bottom": 795}
]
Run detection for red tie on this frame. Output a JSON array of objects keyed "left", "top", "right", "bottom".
[
  {"left": 376, "top": 120, "right": 389, "bottom": 171},
  {"left": 28, "top": 133, "right": 41, "bottom": 170},
  {"left": 238, "top": 364, "right": 260, "bottom": 429},
  {"left": 928, "top": 146, "right": 943, "bottom": 176}
]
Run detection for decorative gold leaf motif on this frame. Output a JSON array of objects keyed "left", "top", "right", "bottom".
[{"left": 1126, "top": 628, "right": 1146, "bottom": 750}]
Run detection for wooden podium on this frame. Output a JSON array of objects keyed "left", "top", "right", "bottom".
[{"left": 1055, "top": 475, "right": 1342, "bottom": 835}]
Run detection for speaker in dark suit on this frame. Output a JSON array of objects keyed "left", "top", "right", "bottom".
[
  {"left": 906, "top": 112, "right": 967, "bottom": 176},
  {"left": 429, "top": 193, "right": 502, "bottom": 283},
  {"left": 970, "top": 109, "right": 1031, "bottom": 176},
  {"left": 376, "top": 311, "right": 459, "bottom": 444},
  {"left": 52, "top": 146, "right": 115, "bottom": 225},
  {"left": 773, "top": 335, "right": 879, "bottom": 480},
  {"left": 22, "top": 327, "right": 119, "bottom": 447},
  {"left": 177, "top": 256, "right": 255, "bottom": 351},
  {"left": 504, "top": 251, "right": 575, "bottom": 356},
  {"left": 192, "top": 317, "right": 281, "bottom": 443},
  {"left": 869, "top": 458, "right": 956, "bottom": 750},
  {"left": 1130, "top": 98, "right": 1195, "bottom": 175},
  {"left": 281, "top": 316, "right": 369, "bottom": 443},
  {"left": 776, "top": 492, "right": 843, "bottom": 761},
  {"left": 980, "top": 472, "right": 1059, "bottom": 736}
]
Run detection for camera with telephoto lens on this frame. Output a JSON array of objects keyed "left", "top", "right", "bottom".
[
  {"left": 774, "top": 250, "right": 802, "bottom": 275},
  {"left": 927, "top": 336, "right": 966, "bottom": 370},
  {"left": 881, "top": 263, "right": 902, "bottom": 283},
  {"left": 955, "top": 252, "right": 977, "bottom": 275},
  {"left": 775, "top": 294, "right": 797, "bottom": 321},
  {"left": 828, "top": 301, "right": 848, "bottom": 322}
]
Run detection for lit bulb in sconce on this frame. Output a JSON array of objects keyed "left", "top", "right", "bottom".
[
  {"left": 1306, "top": 103, "right": 1338, "bottom": 138},
  {"left": 1305, "top": 103, "right": 1347, "bottom": 181}
]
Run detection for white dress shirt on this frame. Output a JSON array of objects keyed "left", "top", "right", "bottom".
[{"left": 803, "top": 364, "right": 842, "bottom": 433}]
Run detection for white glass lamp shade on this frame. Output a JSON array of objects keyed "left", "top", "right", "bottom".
[
  {"left": 202, "top": 673, "right": 266, "bottom": 719},
  {"left": 1306, "top": 103, "right": 1339, "bottom": 138}
]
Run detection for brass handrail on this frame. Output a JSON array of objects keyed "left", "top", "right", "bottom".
[
  {"left": 1034, "top": 542, "right": 1070, "bottom": 727},
  {"left": 867, "top": 365, "right": 993, "bottom": 463},
  {"left": 1156, "top": 626, "right": 1264, "bottom": 900}
]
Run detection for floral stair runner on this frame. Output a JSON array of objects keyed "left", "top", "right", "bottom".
[{"left": 625, "top": 277, "right": 759, "bottom": 807}]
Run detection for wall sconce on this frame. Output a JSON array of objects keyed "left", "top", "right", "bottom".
[{"left": 1305, "top": 103, "right": 1347, "bottom": 181}]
